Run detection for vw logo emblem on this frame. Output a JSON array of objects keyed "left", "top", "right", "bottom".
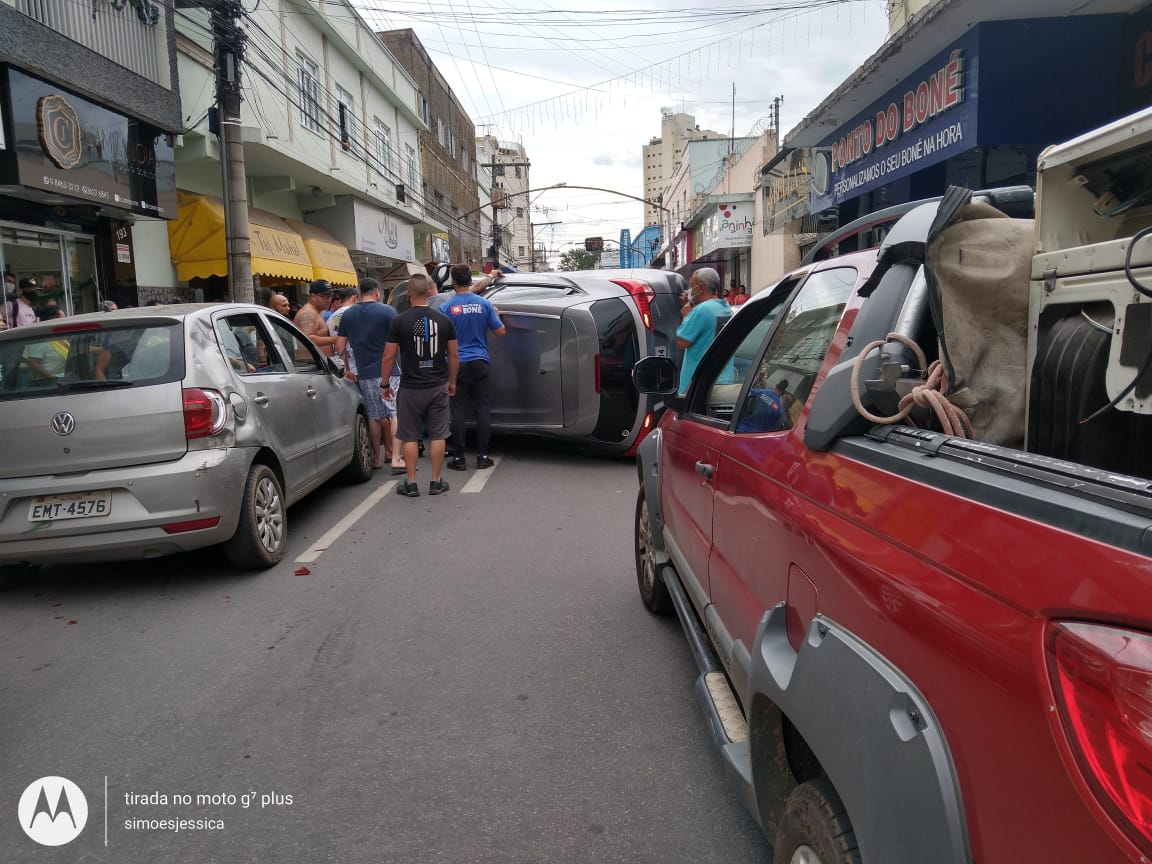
[{"left": 51, "top": 412, "right": 75, "bottom": 436}]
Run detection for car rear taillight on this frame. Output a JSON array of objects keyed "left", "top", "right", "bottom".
[
  {"left": 611, "top": 279, "right": 654, "bottom": 331},
  {"left": 51, "top": 322, "right": 103, "bottom": 333},
  {"left": 1049, "top": 621, "right": 1152, "bottom": 855},
  {"left": 183, "top": 388, "right": 227, "bottom": 439},
  {"left": 593, "top": 354, "right": 601, "bottom": 395}
]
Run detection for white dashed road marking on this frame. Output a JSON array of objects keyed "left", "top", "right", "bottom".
[
  {"left": 295, "top": 481, "right": 396, "bottom": 564},
  {"left": 460, "top": 454, "right": 501, "bottom": 494}
]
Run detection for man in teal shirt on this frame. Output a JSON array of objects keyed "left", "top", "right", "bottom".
[{"left": 676, "top": 267, "right": 731, "bottom": 393}]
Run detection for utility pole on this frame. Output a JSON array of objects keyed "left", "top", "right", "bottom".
[
  {"left": 212, "top": 0, "right": 253, "bottom": 302},
  {"left": 771, "top": 95, "right": 785, "bottom": 151},
  {"left": 481, "top": 160, "right": 530, "bottom": 270}
]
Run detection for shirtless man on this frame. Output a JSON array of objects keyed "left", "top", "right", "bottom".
[{"left": 293, "top": 280, "right": 338, "bottom": 356}]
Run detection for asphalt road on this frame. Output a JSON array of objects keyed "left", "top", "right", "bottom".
[{"left": 0, "top": 438, "right": 771, "bottom": 864}]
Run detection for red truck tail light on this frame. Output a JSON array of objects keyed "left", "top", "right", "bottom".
[
  {"left": 183, "top": 388, "right": 227, "bottom": 439},
  {"left": 1049, "top": 621, "right": 1152, "bottom": 855},
  {"left": 611, "top": 279, "right": 654, "bottom": 330}
]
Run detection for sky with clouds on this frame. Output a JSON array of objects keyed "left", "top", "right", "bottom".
[{"left": 351, "top": 0, "right": 891, "bottom": 262}]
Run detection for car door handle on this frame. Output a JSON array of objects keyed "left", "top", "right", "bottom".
[
  {"left": 694, "top": 461, "right": 714, "bottom": 479},
  {"left": 253, "top": 393, "right": 269, "bottom": 406},
  {"left": 306, "top": 386, "right": 317, "bottom": 398}
]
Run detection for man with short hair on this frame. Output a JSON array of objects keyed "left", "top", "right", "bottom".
[
  {"left": 382, "top": 273, "right": 458, "bottom": 497},
  {"left": 294, "top": 280, "right": 339, "bottom": 356},
  {"left": 676, "top": 267, "right": 731, "bottom": 393},
  {"left": 268, "top": 293, "right": 291, "bottom": 318},
  {"left": 10, "top": 278, "right": 40, "bottom": 328},
  {"left": 442, "top": 263, "right": 505, "bottom": 470},
  {"left": 335, "top": 279, "right": 397, "bottom": 471}
]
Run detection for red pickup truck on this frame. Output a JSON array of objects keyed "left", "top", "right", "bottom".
[{"left": 632, "top": 109, "right": 1152, "bottom": 863}]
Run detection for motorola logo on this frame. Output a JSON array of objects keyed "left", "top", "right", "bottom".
[
  {"left": 18, "top": 776, "right": 88, "bottom": 846},
  {"left": 51, "top": 412, "right": 75, "bottom": 436}
]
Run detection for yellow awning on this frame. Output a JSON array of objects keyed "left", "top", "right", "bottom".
[
  {"left": 285, "top": 220, "right": 358, "bottom": 286},
  {"left": 167, "top": 192, "right": 314, "bottom": 282}
]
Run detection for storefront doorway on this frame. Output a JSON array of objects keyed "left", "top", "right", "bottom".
[{"left": 0, "top": 224, "right": 99, "bottom": 316}]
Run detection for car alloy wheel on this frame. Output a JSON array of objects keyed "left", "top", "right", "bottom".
[
  {"left": 254, "top": 473, "right": 284, "bottom": 553},
  {"left": 635, "top": 487, "right": 672, "bottom": 614},
  {"left": 224, "top": 463, "right": 287, "bottom": 569},
  {"left": 340, "top": 413, "right": 374, "bottom": 484}
]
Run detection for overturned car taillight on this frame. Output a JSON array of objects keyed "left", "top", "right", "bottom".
[
  {"left": 611, "top": 279, "right": 654, "bottom": 331},
  {"left": 1049, "top": 620, "right": 1152, "bottom": 857}
]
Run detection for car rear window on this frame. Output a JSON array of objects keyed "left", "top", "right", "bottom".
[{"left": 0, "top": 322, "right": 184, "bottom": 401}]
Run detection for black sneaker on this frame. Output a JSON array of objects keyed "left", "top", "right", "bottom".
[
  {"left": 476, "top": 455, "right": 494, "bottom": 469},
  {"left": 447, "top": 456, "right": 467, "bottom": 471},
  {"left": 395, "top": 480, "right": 420, "bottom": 497},
  {"left": 428, "top": 478, "right": 449, "bottom": 496}
]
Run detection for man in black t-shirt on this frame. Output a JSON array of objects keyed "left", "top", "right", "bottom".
[{"left": 382, "top": 273, "right": 458, "bottom": 497}]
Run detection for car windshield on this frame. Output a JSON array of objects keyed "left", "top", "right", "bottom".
[{"left": 0, "top": 322, "right": 183, "bottom": 401}]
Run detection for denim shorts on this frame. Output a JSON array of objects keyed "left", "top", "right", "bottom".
[
  {"left": 357, "top": 377, "right": 395, "bottom": 420},
  {"left": 383, "top": 374, "right": 400, "bottom": 414}
]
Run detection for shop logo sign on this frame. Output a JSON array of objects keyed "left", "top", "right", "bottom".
[
  {"left": 378, "top": 217, "right": 400, "bottom": 250},
  {"left": 37, "top": 95, "right": 83, "bottom": 171},
  {"left": 18, "top": 776, "right": 88, "bottom": 846}
]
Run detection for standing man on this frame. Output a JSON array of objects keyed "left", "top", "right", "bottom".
[
  {"left": 327, "top": 285, "right": 360, "bottom": 371},
  {"left": 335, "top": 279, "right": 396, "bottom": 472},
  {"left": 442, "top": 264, "right": 504, "bottom": 470},
  {"left": 10, "top": 278, "right": 40, "bottom": 328},
  {"left": 675, "top": 267, "right": 731, "bottom": 393},
  {"left": 268, "top": 292, "right": 291, "bottom": 318},
  {"left": 294, "top": 280, "right": 339, "bottom": 356},
  {"left": 381, "top": 273, "right": 458, "bottom": 498}
]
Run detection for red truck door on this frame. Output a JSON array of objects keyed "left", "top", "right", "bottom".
[{"left": 705, "top": 266, "right": 862, "bottom": 652}]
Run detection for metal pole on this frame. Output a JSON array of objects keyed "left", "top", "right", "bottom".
[{"left": 213, "top": 0, "right": 253, "bottom": 303}]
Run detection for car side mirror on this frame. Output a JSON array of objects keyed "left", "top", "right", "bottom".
[
  {"left": 633, "top": 356, "right": 678, "bottom": 395},
  {"left": 326, "top": 356, "right": 346, "bottom": 378}
]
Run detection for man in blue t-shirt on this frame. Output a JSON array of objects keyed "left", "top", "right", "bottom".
[
  {"left": 676, "top": 267, "right": 732, "bottom": 393},
  {"left": 735, "top": 380, "right": 791, "bottom": 433},
  {"left": 440, "top": 264, "right": 505, "bottom": 470},
  {"left": 334, "top": 278, "right": 397, "bottom": 470}
]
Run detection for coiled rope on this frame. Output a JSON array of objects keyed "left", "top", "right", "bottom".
[{"left": 849, "top": 333, "right": 974, "bottom": 439}]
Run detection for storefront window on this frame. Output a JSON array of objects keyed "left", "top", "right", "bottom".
[{"left": 1, "top": 225, "right": 99, "bottom": 318}]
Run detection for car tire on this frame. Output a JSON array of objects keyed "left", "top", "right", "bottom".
[
  {"left": 223, "top": 463, "right": 286, "bottom": 570},
  {"left": 341, "top": 412, "right": 374, "bottom": 484},
  {"left": 773, "top": 779, "right": 861, "bottom": 864},
  {"left": 635, "top": 486, "right": 672, "bottom": 615}
]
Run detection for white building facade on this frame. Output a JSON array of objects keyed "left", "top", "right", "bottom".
[{"left": 159, "top": 0, "right": 438, "bottom": 303}]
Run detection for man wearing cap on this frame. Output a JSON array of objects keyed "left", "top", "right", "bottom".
[
  {"left": 10, "top": 278, "right": 40, "bottom": 328},
  {"left": 294, "top": 280, "right": 338, "bottom": 356}
]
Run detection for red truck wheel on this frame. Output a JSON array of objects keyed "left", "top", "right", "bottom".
[
  {"left": 774, "top": 778, "right": 860, "bottom": 864},
  {"left": 635, "top": 487, "right": 672, "bottom": 615}
]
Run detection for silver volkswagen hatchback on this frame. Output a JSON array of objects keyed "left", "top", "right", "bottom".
[{"left": 0, "top": 304, "right": 373, "bottom": 570}]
